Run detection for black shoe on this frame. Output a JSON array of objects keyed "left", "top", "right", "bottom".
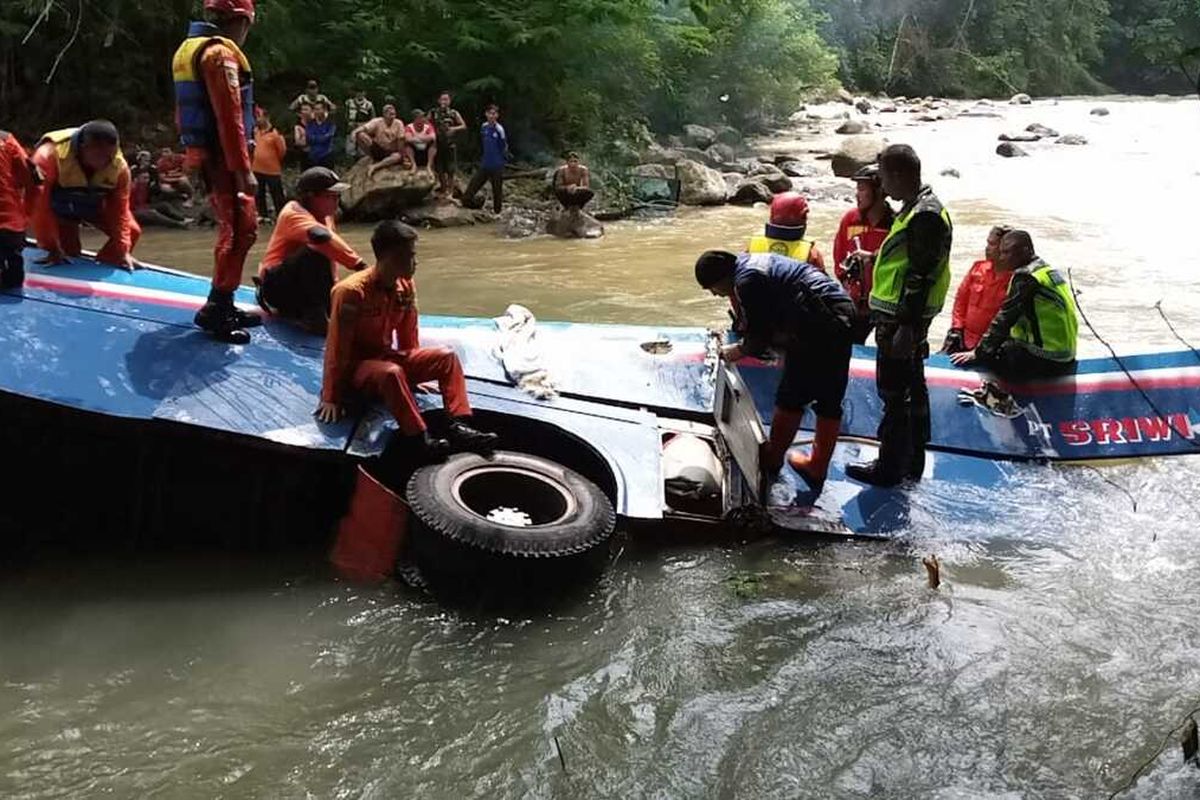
[
  {"left": 1, "top": 264, "right": 24, "bottom": 290},
  {"left": 233, "top": 307, "right": 264, "bottom": 328},
  {"left": 845, "top": 459, "right": 904, "bottom": 488},
  {"left": 446, "top": 419, "right": 499, "bottom": 453},
  {"left": 195, "top": 299, "right": 251, "bottom": 345},
  {"left": 418, "top": 432, "right": 453, "bottom": 461}
]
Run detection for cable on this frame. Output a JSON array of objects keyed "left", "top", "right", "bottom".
[
  {"left": 1108, "top": 707, "right": 1200, "bottom": 799},
  {"left": 1153, "top": 300, "right": 1200, "bottom": 363},
  {"left": 1068, "top": 270, "right": 1200, "bottom": 452}
]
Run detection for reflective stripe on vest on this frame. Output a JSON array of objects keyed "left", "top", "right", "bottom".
[
  {"left": 868, "top": 189, "right": 952, "bottom": 319},
  {"left": 172, "top": 23, "right": 256, "bottom": 151},
  {"left": 748, "top": 235, "right": 814, "bottom": 263},
  {"left": 1011, "top": 260, "right": 1078, "bottom": 361},
  {"left": 39, "top": 128, "right": 127, "bottom": 221}
]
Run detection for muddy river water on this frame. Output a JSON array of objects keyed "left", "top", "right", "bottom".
[{"left": 3, "top": 97, "right": 1200, "bottom": 798}]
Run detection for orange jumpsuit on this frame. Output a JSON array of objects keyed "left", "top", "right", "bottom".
[
  {"left": 30, "top": 144, "right": 141, "bottom": 265},
  {"left": 259, "top": 201, "right": 362, "bottom": 280},
  {"left": 186, "top": 41, "right": 257, "bottom": 293},
  {"left": 0, "top": 132, "right": 34, "bottom": 235},
  {"left": 322, "top": 267, "right": 471, "bottom": 435}
]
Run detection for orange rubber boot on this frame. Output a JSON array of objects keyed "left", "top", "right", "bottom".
[
  {"left": 787, "top": 415, "right": 842, "bottom": 495},
  {"left": 764, "top": 407, "right": 805, "bottom": 475}
]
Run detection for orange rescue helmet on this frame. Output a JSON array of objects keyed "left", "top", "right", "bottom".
[
  {"left": 769, "top": 192, "right": 809, "bottom": 227},
  {"left": 204, "top": 0, "right": 256, "bottom": 23}
]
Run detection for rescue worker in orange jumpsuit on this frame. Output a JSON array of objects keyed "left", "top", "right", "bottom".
[
  {"left": 316, "top": 220, "right": 498, "bottom": 458},
  {"left": 173, "top": 0, "right": 261, "bottom": 344},
  {"left": 0, "top": 127, "right": 38, "bottom": 288},
  {"left": 257, "top": 167, "right": 366, "bottom": 334},
  {"left": 941, "top": 225, "right": 1014, "bottom": 354},
  {"left": 30, "top": 121, "right": 141, "bottom": 271}
]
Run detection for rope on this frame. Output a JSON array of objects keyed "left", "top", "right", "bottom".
[
  {"left": 1153, "top": 301, "right": 1200, "bottom": 363},
  {"left": 1108, "top": 708, "right": 1200, "bottom": 799},
  {"left": 1068, "top": 270, "right": 1200, "bottom": 452}
]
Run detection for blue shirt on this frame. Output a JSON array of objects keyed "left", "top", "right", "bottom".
[
  {"left": 734, "top": 253, "right": 854, "bottom": 352},
  {"left": 480, "top": 122, "right": 507, "bottom": 171},
  {"left": 306, "top": 119, "right": 336, "bottom": 162}
]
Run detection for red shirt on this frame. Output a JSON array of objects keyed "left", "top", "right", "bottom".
[
  {"left": 832, "top": 207, "right": 892, "bottom": 312},
  {"left": 0, "top": 132, "right": 34, "bottom": 233},
  {"left": 951, "top": 259, "right": 1012, "bottom": 349}
]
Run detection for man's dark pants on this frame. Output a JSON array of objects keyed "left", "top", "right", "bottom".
[
  {"left": 873, "top": 317, "right": 931, "bottom": 478},
  {"left": 463, "top": 168, "right": 504, "bottom": 214},
  {"left": 259, "top": 247, "right": 334, "bottom": 321}
]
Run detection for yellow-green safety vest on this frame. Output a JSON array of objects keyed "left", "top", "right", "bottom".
[
  {"left": 1011, "top": 260, "right": 1078, "bottom": 361},
  {"left": 869, "top": 187, "right": 952, "bottom": 319}
]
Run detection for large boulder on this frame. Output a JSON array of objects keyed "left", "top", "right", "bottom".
[
  {"left": 1010, "top": 93, "right": 1032, "bottom": 105},
  {"left": 631, "top": 163, "right": 674, "bottom": 180},
  {"left": 835, "top": 119, "right": 868, "bottom": 135},
  {"left": 341, "top": 159, "right": 436, "bottom": 219},
  {"left": 678, "top": 146, "right": 723, "bottom": 169},
  {"left": 400, "top": 202, "right": 494, "bottom": 228},
  {"left": 500, "top": 208, "right": 544, "bottom": 239},
  {"left": 836, "top": 87, "right": 855, "bottom": 105},
  {"left": 747, "top": 166, "right": 792, "bottom": 194},
  {"left": 639, "top": 143, "right": 684, "bottom": 165},
  {"left": 1026, "top": 123, "right": 1059, "bottom": 137},
  {"left": 729, "top": 180, "right": 774, "bottom": 206},
  {"left": 1058, "top": 134, "right": 1089, "bottom": 145},
  {"left": 722, "top": 159, "right": 754, "bottom": 175},
  {"left": 676, "top": 159, "right": 728, "bottom": 206},
  {"left": 830, "top": 134, "right": 884, "bottom": 178},
  {"left": 711, "top": 124, "right": 743, "bottom": 147},
  {"left": 855, "top": 97, "right": 874, "bottom": 114},
  {"left": 546, "top": 208, "right": 604, "bottom": 239},
  {"left": 705, "top": 142, "right": 737, "bottom": 165},
  {"left": 722, "top": 173, "right": 744, "bottom": 197},
  {"left": 778, "top": 160, "right": 815, "bottom": 178},
  {"left": 682, "top": 124, "right": 717, "bottom": 149},
  {"left": 996, "top": 142, "right": 1029, "bottom": 158}
]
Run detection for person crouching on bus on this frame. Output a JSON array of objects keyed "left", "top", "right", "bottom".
[
  {"left": 30, "top": 121, "right": 141, "bottom": 271},
  {"left": 696, "top": 249, "right": 855, "bottom": 501},
  {"left": 257, "top": 167, "right": 366, "bottom": 334},
  {"left": 316, "top": 220, "right": 498, "bottom": 459},
  {"left": 748, "top": 192, "right": 826, "bottom": 272}
]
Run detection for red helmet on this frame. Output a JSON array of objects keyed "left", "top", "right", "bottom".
[
  {"left": 769, "top": 192, "right": 809, "bottom": 227},
  {"left": 204, "top": 0, "right": 256, "bottom": 23}
]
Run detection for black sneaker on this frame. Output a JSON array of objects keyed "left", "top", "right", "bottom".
[
  {"left": 445, "top": 419, "right": 499, "bottom": 454},
  {"left": 194, "top": 300, "right": 251, "bottom": 345},
  {"left": 844, "top": 460, "right": 904, "bottom": 488}
]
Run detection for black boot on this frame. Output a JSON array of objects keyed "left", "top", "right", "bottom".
[
  {"left": 445, "top": 418, "right": 499, "bottom": 454},
  {"left": 845, "top": 459, "right": 905, "bottom": 488},
  {"left": 194, "top": 289, "right": 251, "bottom": 345},
  {"left": 417, "top": 431, "right": 453, "bottom": 461},
  {"left": 908, "top": 446, "right": 926, "bottom": 481}
]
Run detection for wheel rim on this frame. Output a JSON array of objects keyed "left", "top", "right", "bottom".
[{"left": 450, "top": 466, "right": 577, "bottom": 528}]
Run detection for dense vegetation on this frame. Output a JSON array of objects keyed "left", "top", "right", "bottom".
[{"left": 1, "top": 0, "right": 1197, "bottom": 154}]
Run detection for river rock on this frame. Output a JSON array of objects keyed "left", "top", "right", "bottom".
[
  {"left": 722, "top": 173, "right": 744, "bottom": 196},
  {"left": 747, "top": 167, "right": 792, "bottom": 194},
  {"left": 1091, "top": 107, "right": 1110, "bottom": 116},
  {"left": 854, "top": 97, "right": 873, "bottom": 115},
  {"left": 705, "top": 142, "right": 737, "bottom": 165},
  {"left": 712, "top": 124, "right": 743, "bottom": 146},
  {"left": 682, "top": 123, "right": 717, "bottom": 149},
  {"left": 721, "top": 159, "right": 753, "bottom": 175},
  {"left": 729, "top": 180, "right": 774, "bottom": 206},
  {"left": 677, "top": 146, "right": 723, "bottom": 169},
  {"left": 830, "top": 134, "right": 884, "bottom": 178},
  {"left": 340, "top": 158, "right": 437, "bottom": 219},
  {"left": 778, "top": 160, "right": 815, "bottom": 178},
  {"left": 836, "top": 87, "right": 855, "bottom": 105},
  {"left": 996, "top": 142, "right": 1029, "bottom": 158},
  {"left": 1058, "top": 134, "right": 1089, "bottom": 145},
  {"left": 400, "top": 201, "right": 494, "bottom": 228},
  {"left": 999, "top": 132, "right": 1042, "bottom": 142},
  {"left": 941, "top": 168, "right": 961, "bottom": 178},
  {"left": 500, "top": 208, "right": 544, "bottom": 238},
  {"left": 836, "top": 119, "right": 868, "bottom": 135},
  {"left": 1026, "top": 123, "right": 1059, "bottom": 137},
  {"left": 632, "top": 163, "right": 674, "bottom": 180},
  {"left": 546, "top": 208, "right": 604, "bottom": 239},
  {"left": 1010, "top": 93, "right": 1032, "bottom": 105},
  {"left": 676, "top": 159, "right": 728, "bottom": 206}
]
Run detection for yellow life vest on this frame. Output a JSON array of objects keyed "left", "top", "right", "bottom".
[
  {"left": 748, "top": 234, "right": 814, "bottom": 263},
  {"left": 39, "top": 128, "right": 127, "bottom": 220},
  {"left": 172, "top": 22, "right": 256, "bottom": 150}
]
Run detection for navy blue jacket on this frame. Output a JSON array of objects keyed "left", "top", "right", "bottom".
[{"left": 733, "top": 252, "right": 854, "bottom": 353}]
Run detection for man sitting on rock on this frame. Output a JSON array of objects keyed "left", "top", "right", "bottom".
[
  {"left": 552, "top": 151, "right": 594, "bottom": 210},
  {"left": 256, "top": 167, "right": 366, "bottom": 334},
  {"left": 403, "top": 109, "right": 437, "bottom": 176},
  {"left": 354, "top": 105, "right": 406, "bottom": 174},
  {"left": 316, "top": 219, "right": 498, "bottom": 460},
  {"left": 748, "top": 192, "right": 826, "bottom": 272}
]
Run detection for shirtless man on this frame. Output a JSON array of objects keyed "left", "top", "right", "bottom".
[
  {"left": 354, "top": 106, "right": 406, "bottom": 176},
  {"left": 553, "top": 151, "right": 593, "bottom": 210}
]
